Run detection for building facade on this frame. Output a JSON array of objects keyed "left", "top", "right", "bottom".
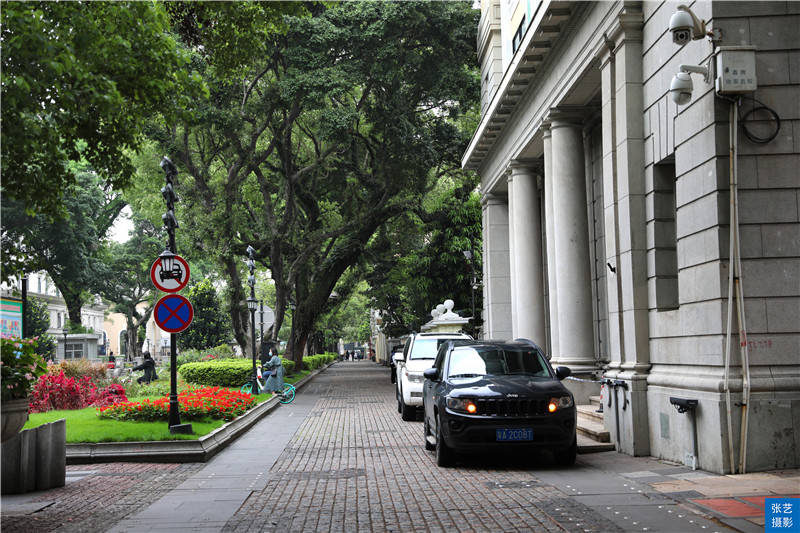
[{"left": 464, "top": 0, "right": 799, "bottom": 473}]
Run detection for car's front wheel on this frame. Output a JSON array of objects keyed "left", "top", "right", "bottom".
[
  {"left": 554, "top": 436, "right": 577, "bottom": 466},
  {"left": 435, "top": 416, "right": 454, "bottom": 467}
]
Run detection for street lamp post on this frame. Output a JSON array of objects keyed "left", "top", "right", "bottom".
[
  {"left": 259, "top": 300, "right": 264, "bottom": 345},
  {"left": 462, "top": 250, "right": 477, "bottom": 337},
  {"left": 160, "top": 156, "right": 192, "bottom": 434},
  {"left": 246, "top": 246, "right": 259, "bottom": 393},
  {"left": 62, "top": 327, "right": 69, "bottom": 360}
]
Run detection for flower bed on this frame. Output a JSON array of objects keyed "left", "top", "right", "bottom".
[
  {"left": 97, "top": 386, "right": 257, "bottom": 422},
  {"left": 29, "top": 371, "right": 127, "bottom": 413}
]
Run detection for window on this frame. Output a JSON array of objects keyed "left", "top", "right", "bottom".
[
  {"left": 512, "top": 15, "right": 526, "bottom": 53},
  {"left": 652, "top": 161, "right": 679, "bottom": 310},
  {"left": 447, "top": 347, "right": 550, "bottom": 378},
  {"left": 65, "top": 342, "right": 83, "bottom": 359}
]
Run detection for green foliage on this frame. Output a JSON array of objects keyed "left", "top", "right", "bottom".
[
  {"left": 2, "top": 170, "right": 125, "bottom": 321},
  {"left": 302, "top": 353, "right": 336, "bottom": 371},
  {"left": 179, "top": 279, "right": 232, "bottom": 350},
  {"left": 366, "top": 184, "right": 483, "bottom": 336},
  {"left": 179, "top": 357, "right": 295, "bottom": 386},
  {"left": 1, "top": 336, "right": 48, "bottom": 400},
  {"left": 24, "top": 296, "right": 56, "bottom": 359},
  {"left": 1, "top": 1, "right": 206, "bottom": 218}
]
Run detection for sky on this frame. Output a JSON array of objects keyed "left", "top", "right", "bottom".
[{"left": 109, "top": 205, "right": 133, "bottom": 243}]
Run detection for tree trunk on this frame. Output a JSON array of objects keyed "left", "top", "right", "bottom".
[
  {"left": 222, "top": 254, "right": 249, "bottom": 354},
  {"left": 126, "top": 324, "right": 141, "bottom": 361},
  {"left": 63, "top": 289, "right": 84, "bottom": 328}
]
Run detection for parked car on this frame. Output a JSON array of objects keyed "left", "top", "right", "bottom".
[
  {"left": 422, "top": 339, "right": 576, "bottom": 467},
  {"left": 395, "top": 332, "right": 472, "bottom": 421},
  {"left": 389, "top": 345, "right": 404, "bottom": 384}
]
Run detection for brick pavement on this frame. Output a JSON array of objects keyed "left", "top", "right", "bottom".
[
  {"left": 223, "top": 363, "right": 622, "bottom": 533},
  {"left": 2, "top": 462, "right": 204, "bottom": 533}
]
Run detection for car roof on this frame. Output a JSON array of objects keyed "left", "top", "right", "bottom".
[
  {"left": 446, "top": 338, "right": 544, "bottom": 352},
  {"left": 413, "top": 332, "right": 471, "bottom": 338}
]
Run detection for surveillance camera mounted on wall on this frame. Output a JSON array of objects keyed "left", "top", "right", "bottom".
[{"left": 669, "top": 5, "right": 711, "bottom": 46}]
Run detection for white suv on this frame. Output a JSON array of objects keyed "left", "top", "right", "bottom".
[{"left": 395, "top": 332, "right": 471, "bottom": 421}]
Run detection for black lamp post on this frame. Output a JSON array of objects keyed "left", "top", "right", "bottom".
[
  {"left": 462, "top": 250, "right": 477, "bottom": 337},
  {"left": 246, "top": 246, "right": 258, "bottom": 393},
  {"left": 62, "top": 327, "right": 69, "bottom": 360},
  {"left": 259, "top": 300, "right": 264, "bottom": 345},
  {"left": 160, "top": 156, "right": 192, "bottom": 435}
]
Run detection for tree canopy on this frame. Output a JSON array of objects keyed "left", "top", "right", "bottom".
[
  {"left": 0, "top": 1, "right": 205, "bottom": 217},
  {"left": 154, "top": 1, "right": 479, "bottom": 365}
]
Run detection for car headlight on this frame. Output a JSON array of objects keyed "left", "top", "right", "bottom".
[
  {"left": 548, "top": 395, "right": 574, "bottom": 412},
  {"left": 406, "top": 372, "right": 424, "bottom": 383},
  {"left": 446, "top": 397, "right": 477, "bottom": 414}
]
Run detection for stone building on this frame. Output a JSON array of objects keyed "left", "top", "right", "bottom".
[{"left": 464, "top": 0, "right": 799, "bottom": 473}]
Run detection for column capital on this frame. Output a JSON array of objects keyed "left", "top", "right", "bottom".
[
  {"left": 541, "top": 120, "right": 552, "bottom": 139},
  {"left": 607, "top": 5, "right": 644, "bottom": 47},
  {"left": 481, "top": 192, "right": 507, "bottom": 208},
  {"left": 547, "top": 107, "right": 590, "bottom": 129},
  {"left": 509, "top": 158, "right": 543, "bottom": 175}
]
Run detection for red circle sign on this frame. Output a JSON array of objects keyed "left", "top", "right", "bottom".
[
  {"left": 150, "top": 255, "right": 190, "bottom": 293},
  {"left": 154, "top": 295, "right": 194, "bottom": 333}
]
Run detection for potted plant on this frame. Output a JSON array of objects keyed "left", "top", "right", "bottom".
[{"left": 1, "top": 335, "right": 47, "bottom": 442}]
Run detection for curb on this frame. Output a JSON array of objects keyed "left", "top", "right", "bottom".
[{"left": 65, "top": 362, "right": 335, "bottom": 464}]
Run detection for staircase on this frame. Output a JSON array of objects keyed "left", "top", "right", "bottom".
[{"left": 576, "top": 395, "right": 615, "bottom": 453}]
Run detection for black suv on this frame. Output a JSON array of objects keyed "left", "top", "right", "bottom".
[{"left": 422, "top": 339, "right": 576, "bottom": 467}]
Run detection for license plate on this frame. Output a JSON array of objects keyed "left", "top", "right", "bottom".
[{"left": 496, "top": 428, "right": 533, "bottom": 441}]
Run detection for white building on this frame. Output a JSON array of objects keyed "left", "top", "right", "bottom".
[
  {"left": 2, "top": 272, "right": 108, "bottom": 359},
  {"left": 465, "top": 0, "right": 799, "bottom": 473}
]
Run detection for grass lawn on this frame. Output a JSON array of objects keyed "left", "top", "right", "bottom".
[{"left": 22, "top": 371, "right": 314, "bottom": 443}]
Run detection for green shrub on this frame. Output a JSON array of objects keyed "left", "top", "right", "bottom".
[
  {"left": 179, "top": 358, "right": 295, "bottom": 386},
  {"left": 300, "top": 353, "right": 336, "bottom": 371}
]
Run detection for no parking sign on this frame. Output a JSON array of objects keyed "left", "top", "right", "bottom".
[{"left": 154, "top": 294, "right": 194, "bottom": 333}]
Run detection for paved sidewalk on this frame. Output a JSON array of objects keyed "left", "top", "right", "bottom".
[{"left": 3, "top": 361, "right": 798, "bottom": 533}]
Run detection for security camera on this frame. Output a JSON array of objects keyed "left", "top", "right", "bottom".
[
  {"left": 670, "top": 64, "right": 710, "bottom": 105},
  {"left": 669, "top": 5, "right": 708, "bottom": 46},
  {"left": 670, "top": 72, "right": 693, "bottom": 105}
]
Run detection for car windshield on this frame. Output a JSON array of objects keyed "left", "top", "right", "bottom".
[
  {"left": 409, "top": 338, "right": 454, "bottom": 360},
  {"left": 447, "top": 347, "right": 550, "bottom": 378}
]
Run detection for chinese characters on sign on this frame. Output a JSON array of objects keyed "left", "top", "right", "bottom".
[{"left": 767, "top": 498, "right": 800, "bottom": 533}]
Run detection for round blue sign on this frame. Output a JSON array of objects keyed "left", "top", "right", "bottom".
[{"left": 154, "top": 295, "right": 194, "bottom": 333}]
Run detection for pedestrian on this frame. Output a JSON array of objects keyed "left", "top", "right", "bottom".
[
  {"left": 132, "top": 352, "right": 158, "bottom": 384},
  {"left": 262, "top": 346, "right": 285, "bottom": 394}
]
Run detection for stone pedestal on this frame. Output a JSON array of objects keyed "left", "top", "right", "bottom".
[{"left": 2, "top": 419, "right": 66, "bottom": 494}]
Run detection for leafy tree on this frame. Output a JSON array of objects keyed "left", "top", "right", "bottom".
[
  {"left": 0, "top": 1, "right": 205, "bottom": 219},
  {"left": 158, "top": 2, "right": 479, "bottom": 368},
  {"left": 367, "top": 181, "right": 483, "bottom": 337},
  {"left": 24, "top": 296, "right": 56, "bottom": 360},
  {"left": 2, "top": 169, "right": 125, "bottom": 323},
  {"left": 93, "top": 215, "right": 162, "bottom": 360},
  {"left": 179, "top": 278, "right": 232, "bottom": 351}
]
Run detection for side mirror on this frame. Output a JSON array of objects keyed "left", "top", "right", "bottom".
[
  {"left": 423, "top": 367, "right": 439, "bottom": 381},
  {"left": 555, "top": 366, "right": 571, "bottom": 380}
]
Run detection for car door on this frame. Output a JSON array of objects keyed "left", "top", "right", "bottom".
[
  {"left": 426, "top": 344, "right": 448, "bottom": 430},
  {"left": 396, "top": 340, "right": 411, "bottom": 400}
]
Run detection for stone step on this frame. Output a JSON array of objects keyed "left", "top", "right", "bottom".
[
  {"left": 577, "top": 433, "right": 615, "bottom": 453},
  {"left": 589, "top": 395, "right": 602, "bottom": 407},
  {"left": 576, "top": 404, "right": 604, "bottom": 424},
  {"left": 576, "top": 415, "right": 610, "bottom": 443}
]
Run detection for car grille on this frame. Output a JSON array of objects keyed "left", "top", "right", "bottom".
[{"left": 474, "top": 398, "right": 547, "bottom": 417}]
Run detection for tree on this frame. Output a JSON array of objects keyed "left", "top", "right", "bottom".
[
  {"left": 0, "top": 1, "right": 205, "bottom": 219},
  {"left": 24, "top": 296, "right": 56, "bottom": 360},
  {"left": 93, "top": 215, "right": 162, "bottom": 360},
  {"left": 2, "top": 169, "right": 125, "bottom": 324},
  {"left": 366, "top": 181, "right": 483, "bottom": 337},
  {"left": 159, "top": 2, "right": 479, "bottom": 369},
  {"left": 179, "top": 278, "right": 232, "bottom": 351}
]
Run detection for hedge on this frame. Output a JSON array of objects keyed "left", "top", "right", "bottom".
[
  {"left": 178, "top": 358, "right": 295, "bottom": 387},
  {"left": 303, "top": 353, "right": 336, "bottom": 370}
]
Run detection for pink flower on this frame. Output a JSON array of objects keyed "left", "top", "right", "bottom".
[{"left": 24, "top": 373, "right": 33, "bottom": 380}]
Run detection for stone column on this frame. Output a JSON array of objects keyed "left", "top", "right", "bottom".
[
  {"left": 549, "top": 110, "right": 596, "bottom": 372},
  {"left": 506, "top": 171, "right": 518, "bottom": 336},
  {"left": 597, "top": 6, "right": 651, "bottom": 457},
  {"left": 481, "top": 194, "right": 512, "bottom": 340},
  {"left": 508, "top": 161, "right": 547, "bottom": 346},
  {"left": 542, "top": 123, "right": 559, "bottom": 359}
]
